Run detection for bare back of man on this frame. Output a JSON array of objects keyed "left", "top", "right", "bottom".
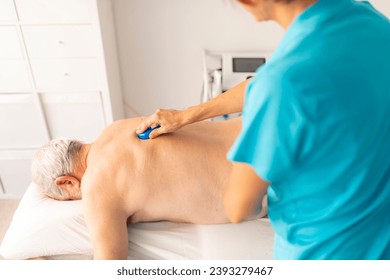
[{"left": 79, "top": 117, "right": 261, "bottom": 259}]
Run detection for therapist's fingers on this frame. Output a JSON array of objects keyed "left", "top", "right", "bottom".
[
  {"left": 148, "top": 120, "right": 176, "bottom": 139},
  {"left": 136, "top": 109, "right": 185, "bottom": 138},
  {"left": 135, "top": 117, "right": 157, "bottom": 134},
  {"left": 148, "top": 127, "right": 165, "bottom": 139}
]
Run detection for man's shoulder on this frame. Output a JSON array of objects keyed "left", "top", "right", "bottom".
[
  {"left": 107, "top": 117, "right": 146, "bottom": 131},
  {"left": 94, "top": 117, "right": 145, "bottom": 147}
]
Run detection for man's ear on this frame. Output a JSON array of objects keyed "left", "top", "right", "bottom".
[{"left": 54, "top": 176, "right": 80, "bottom": 191}]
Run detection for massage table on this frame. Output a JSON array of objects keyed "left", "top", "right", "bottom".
[{"left": 0, "top": 183, "right": 274, "bottom": 260}]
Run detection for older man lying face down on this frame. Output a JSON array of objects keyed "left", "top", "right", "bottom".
[{"left": 31, "top": 117, "right": 267, "bottom": 259}]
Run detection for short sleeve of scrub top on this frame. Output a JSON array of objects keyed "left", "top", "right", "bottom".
[{"left": 227, "top": 66, "right": 304, "bottom": 183}]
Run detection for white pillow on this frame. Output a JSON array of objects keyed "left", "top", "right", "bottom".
[
  {"left": 0, "top": 183, "right": 92, "bottom": 259},
  {"left": 0, "top": 183, "right": 274, "bottom": 260}
]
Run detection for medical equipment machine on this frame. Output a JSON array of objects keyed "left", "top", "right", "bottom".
[{"left": 202, "top": 50, "right": 272, "bottom": 120}]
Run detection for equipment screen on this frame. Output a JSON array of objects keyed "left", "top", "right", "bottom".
[{"left": 232, "top": 57, "right": 266, "bottom": 73}]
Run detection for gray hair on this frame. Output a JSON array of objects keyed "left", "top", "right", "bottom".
[{"left": 31, "top": 138, "right": 83, "bottom": 199}]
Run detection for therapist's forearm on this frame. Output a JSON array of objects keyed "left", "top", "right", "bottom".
[
  {"left": 224, "top": 162, "right": 269, "bottom": 224},
  {"left": 136, "top": 79, "right": 248, "bottom": 138},
  {"left": 184, "top": 79, "right": 248, "bottom": 124}
]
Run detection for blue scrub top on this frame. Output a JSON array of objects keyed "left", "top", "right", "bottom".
[{"left": 228, "top": 0, "right": 390, "bottom": 259}]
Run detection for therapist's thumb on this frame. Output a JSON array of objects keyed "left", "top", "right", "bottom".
[
  {"left": 148, "top": 127, "right": 164, "bottom": 139},
  {"left": 136, "top": 119, "right": 155, "bottom": 134}
]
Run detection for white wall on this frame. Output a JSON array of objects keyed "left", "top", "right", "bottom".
[
  {"left": 112, "top": 0, "right": 390, "bottom": 117},
  {"left": 370, "top": 0, "right": 390, "bottom": 16}
]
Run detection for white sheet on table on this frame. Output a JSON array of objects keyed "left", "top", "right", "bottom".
[{"left": 0, "top": 183, "right": 274, "bottom": 260}]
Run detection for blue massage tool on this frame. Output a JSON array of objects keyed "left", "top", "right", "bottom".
[{"left": 137, "top": 125, "right": 161, "bottom": 140}]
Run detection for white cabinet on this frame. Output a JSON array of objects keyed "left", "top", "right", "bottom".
[
  {"left": 0, "top": 151, "right": 35, "bottom": 198},
  {"left": 0, "top": 27, "right": 23, "bottom": 58},
  {"left": 0, "top": 60, "right": 31, "bottom": 91},
  {"left": 30, "top": 58, "right": 100, "bottom": 90},
  {"left": 0, "top": 26, "right": 31, "bottom": 91},
  {"left": 22, "top": 25, "right": 97, "bottom": 58},
  {"left": 41, "top": 92, "right": 105, "bottom": 142},
  {"left": 0, "top": 0, "right": 124, "bottom": 198},
  {"left": 15, "top": 0, "right": 91, "bottom": 22},
  {"left": 0, "top": 94, "right": 48, "bottom": 149},
  {"left": 0, "top": 0, "right": 17, "bottom": 22}
]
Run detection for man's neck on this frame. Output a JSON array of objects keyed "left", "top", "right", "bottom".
[{"left": 74, "top": 144, "right": 91, "bottom": 180}]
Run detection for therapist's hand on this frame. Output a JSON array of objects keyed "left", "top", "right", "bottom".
[{"left": 136, "top": 109, "right": 187, "bottom": 139}]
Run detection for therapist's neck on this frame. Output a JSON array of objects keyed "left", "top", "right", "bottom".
[{"left": 272, "top": 0, "right": 317, "bottom": 29}]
